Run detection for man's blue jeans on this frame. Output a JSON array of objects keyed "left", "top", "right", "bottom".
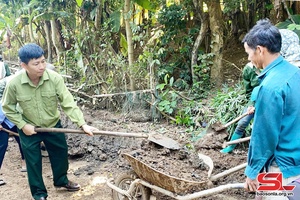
[{"left": 235, "top": 107, "right": 254, "bottom": 136}]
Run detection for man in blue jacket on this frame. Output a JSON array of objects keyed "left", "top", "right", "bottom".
[{"left": 242, "top": 19, "right": 300, "bottom": 200}]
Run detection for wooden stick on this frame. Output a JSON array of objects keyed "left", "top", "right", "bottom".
[
  {"left": 2, "top": 128, "right": 19, "bottom": 137},
  {"left": 35, "top": 127, "right": 148, "bottom": 138},
  {"left": 222, "top": 112, "right": 248, "bottom": 129},
  {"left": 92, "top": 89, "right": 154, "bottom": 98},
  {"left": 210, "top": 163, "right": 247, "bottom": 181},
  {"left": 68, "top": 88, "right": 154, "bottom": 100},
  {"left": 214, "top": 112, "right": 248, "bottom": 131},
  {"left": 222, "top": 136, "right": 251, "bottom": 148}
]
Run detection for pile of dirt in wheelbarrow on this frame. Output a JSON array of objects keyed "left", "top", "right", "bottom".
[{"left": 128, "top": 143, "right": 210, "bottom": 182}]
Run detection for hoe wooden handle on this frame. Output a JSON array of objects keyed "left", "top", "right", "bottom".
[
  {"left": 223, "top": 112, "right": 249, "bottom": 128},
  {"left": 34, "top": 127, "right": 148, "bottom": 138},
  {"left": 223, "top": 136, "right": 251, "bottom": 148},
  {"left": 2, "top": 128, "right": 19, "bottom": 137}
]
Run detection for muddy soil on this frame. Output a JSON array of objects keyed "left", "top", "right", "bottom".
[{"left": 0, "top": 107, "right": 255, "bottom": 200}]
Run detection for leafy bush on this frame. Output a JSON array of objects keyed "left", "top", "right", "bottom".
[
  {"left": 208, "top": 83, "right": 251, "bottom": 137},
  {"left": 156, "top": 3, "right": 198, "bottom": 84},
  {"left": 276, "top": 14, "right": 300, "bottom": 37},
  {"left": 156, "top": 75, "right": 178, "bottom": 115}
]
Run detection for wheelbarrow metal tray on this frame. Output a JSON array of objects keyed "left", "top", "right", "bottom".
[{"left": 122, "top": 153, "right": 207, "bottom": 194}]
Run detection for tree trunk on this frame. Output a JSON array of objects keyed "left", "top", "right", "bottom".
[
  {"left": 50, "top": 19, "right": 62, "bottom": 63},
  {"left": 124, "top": 0, "right": 135, "bottom": 91},
  {"left": 44, "top": 21, "right": 52, "bottom": 63},
  {"left": 269, "top": 0, "right": 279, "bottom": 23},
  {"left": 191, "top": 0, "right": 209, "bottom": 83},
  {"left": 28, "top": 8, "right": 35, "bottom": 42},
  {"left": 48, "top": 5, "right": 65, "bottom": 64},
  {"left": 247, "top": 0, "right": 256, "bottom": 30},
  {"left": 95, "top": 0, "right": 103, "bottom": 29},
  {"left": 293, "top": 1, "right": 300, "bottom": 15},
  {"left": 204, "top": 0, "right": 224, "bottom": 87}
]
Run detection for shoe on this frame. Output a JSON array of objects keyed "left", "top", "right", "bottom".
[
  {"left": 21, "top": 160, "right": 27, "bottom": 172},
  {"left": 41, "top": 150, "right": 49, "bottom": 157},
  {"left": 57, "top": 181, "right": 81, "bottom": 191},
  {"left": 21, "top": 167, "right": 27, "bottom": 172},
  {"left": 0, "top": 179, "right": 6, "bottom": 186},
  {"left": 38, "top": 197, "right": 47, "bottom": 200},
  {"left": 220, "top": 145, "right": 236, "bottom": 153}
]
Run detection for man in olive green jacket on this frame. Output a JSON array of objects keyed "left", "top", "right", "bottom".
[{"left": 2, "top": 43, "right": 99, "bottom": 200}]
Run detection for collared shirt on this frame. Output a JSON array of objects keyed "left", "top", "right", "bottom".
[
  {"left": 2, "top": 69, "right": 86, "bottom": 129},
  {"left": 245, "top": 56, "right": 300, "bottom": 179}
]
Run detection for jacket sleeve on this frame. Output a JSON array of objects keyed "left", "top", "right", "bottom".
[{"left": 54, "top": 75, "right": 86, "bottom": 127}]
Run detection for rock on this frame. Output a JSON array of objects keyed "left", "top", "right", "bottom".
[{"left": 99, "top": 153, "right": 107, "bottom": 161}]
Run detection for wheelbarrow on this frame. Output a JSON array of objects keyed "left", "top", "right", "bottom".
[{"left": 106, "top": 152, "right": 247, "bottom": 200}]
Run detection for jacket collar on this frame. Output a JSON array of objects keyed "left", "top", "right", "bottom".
[
  {"left": 257, "top": 55, "right": 283, "bottom": 80},
  {"left": 20, "top": 69, "right": 50, "bottom": 86}
]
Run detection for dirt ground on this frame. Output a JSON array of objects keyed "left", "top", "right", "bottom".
[{"left": 0, "top": 107, "right": 256, "bottom": 200}]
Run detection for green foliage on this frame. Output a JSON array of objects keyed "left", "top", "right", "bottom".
[
  {"left": 190, "top": 53, "right": 214, "bottom": 98},
  {"left": 120, "top": 33, "right": 128, "bottom": 57},
  {"left": 157, "top": 4, "right": 193, "bottom": 82},
  {"left": 175, "top": 100, "right": 199, "bottom": 127},
  {"left": 223, "top": 0, "right": 246, "bottom": 14},
  {"left": 172, "top": 94, "right": 208, "bottom": 142},
  {"left": 133, "top": 0, "right": 156, "bottom": 11},
  {"left": 155, "top": 2, "right": 197, "bottom": 84},
  {"left": 156, "top": 75, "right": 178, "bottom": 115},
  {"left": 208, "top": 83, "right": 251, "bottom": 136},
  {"left": 75, "top": 0, "right": 83, "bottom": 7},
  {"left": 276, "top": 15, "right": 300, "bottom": 37},
  {"left": 158, "top": 4, "right": 187, "bottom": 32},
  {"left": 175, "top": 113, "right": 193, "bottom": 126},
  {"left": 109, "top": 11, "right": 121, "bottom": 32}
]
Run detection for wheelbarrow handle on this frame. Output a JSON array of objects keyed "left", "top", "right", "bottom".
[{"left": 210, "top": 162, "right": 247, "bottom": 181}]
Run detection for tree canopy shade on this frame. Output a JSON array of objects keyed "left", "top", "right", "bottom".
[{"left": 0, "top": 0, "right": 298, "bottom": 94}]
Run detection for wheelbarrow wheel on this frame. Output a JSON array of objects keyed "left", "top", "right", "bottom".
[{"left": 112, "top": 170, "right": 151, "bottom": 200}]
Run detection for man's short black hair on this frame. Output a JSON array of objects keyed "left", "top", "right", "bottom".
[
  {"left": 18, "top": 43, "right": 44, "bottom": 64},
  {"left": 242, "top": 18, "right": 281, "bottom": 54}
]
